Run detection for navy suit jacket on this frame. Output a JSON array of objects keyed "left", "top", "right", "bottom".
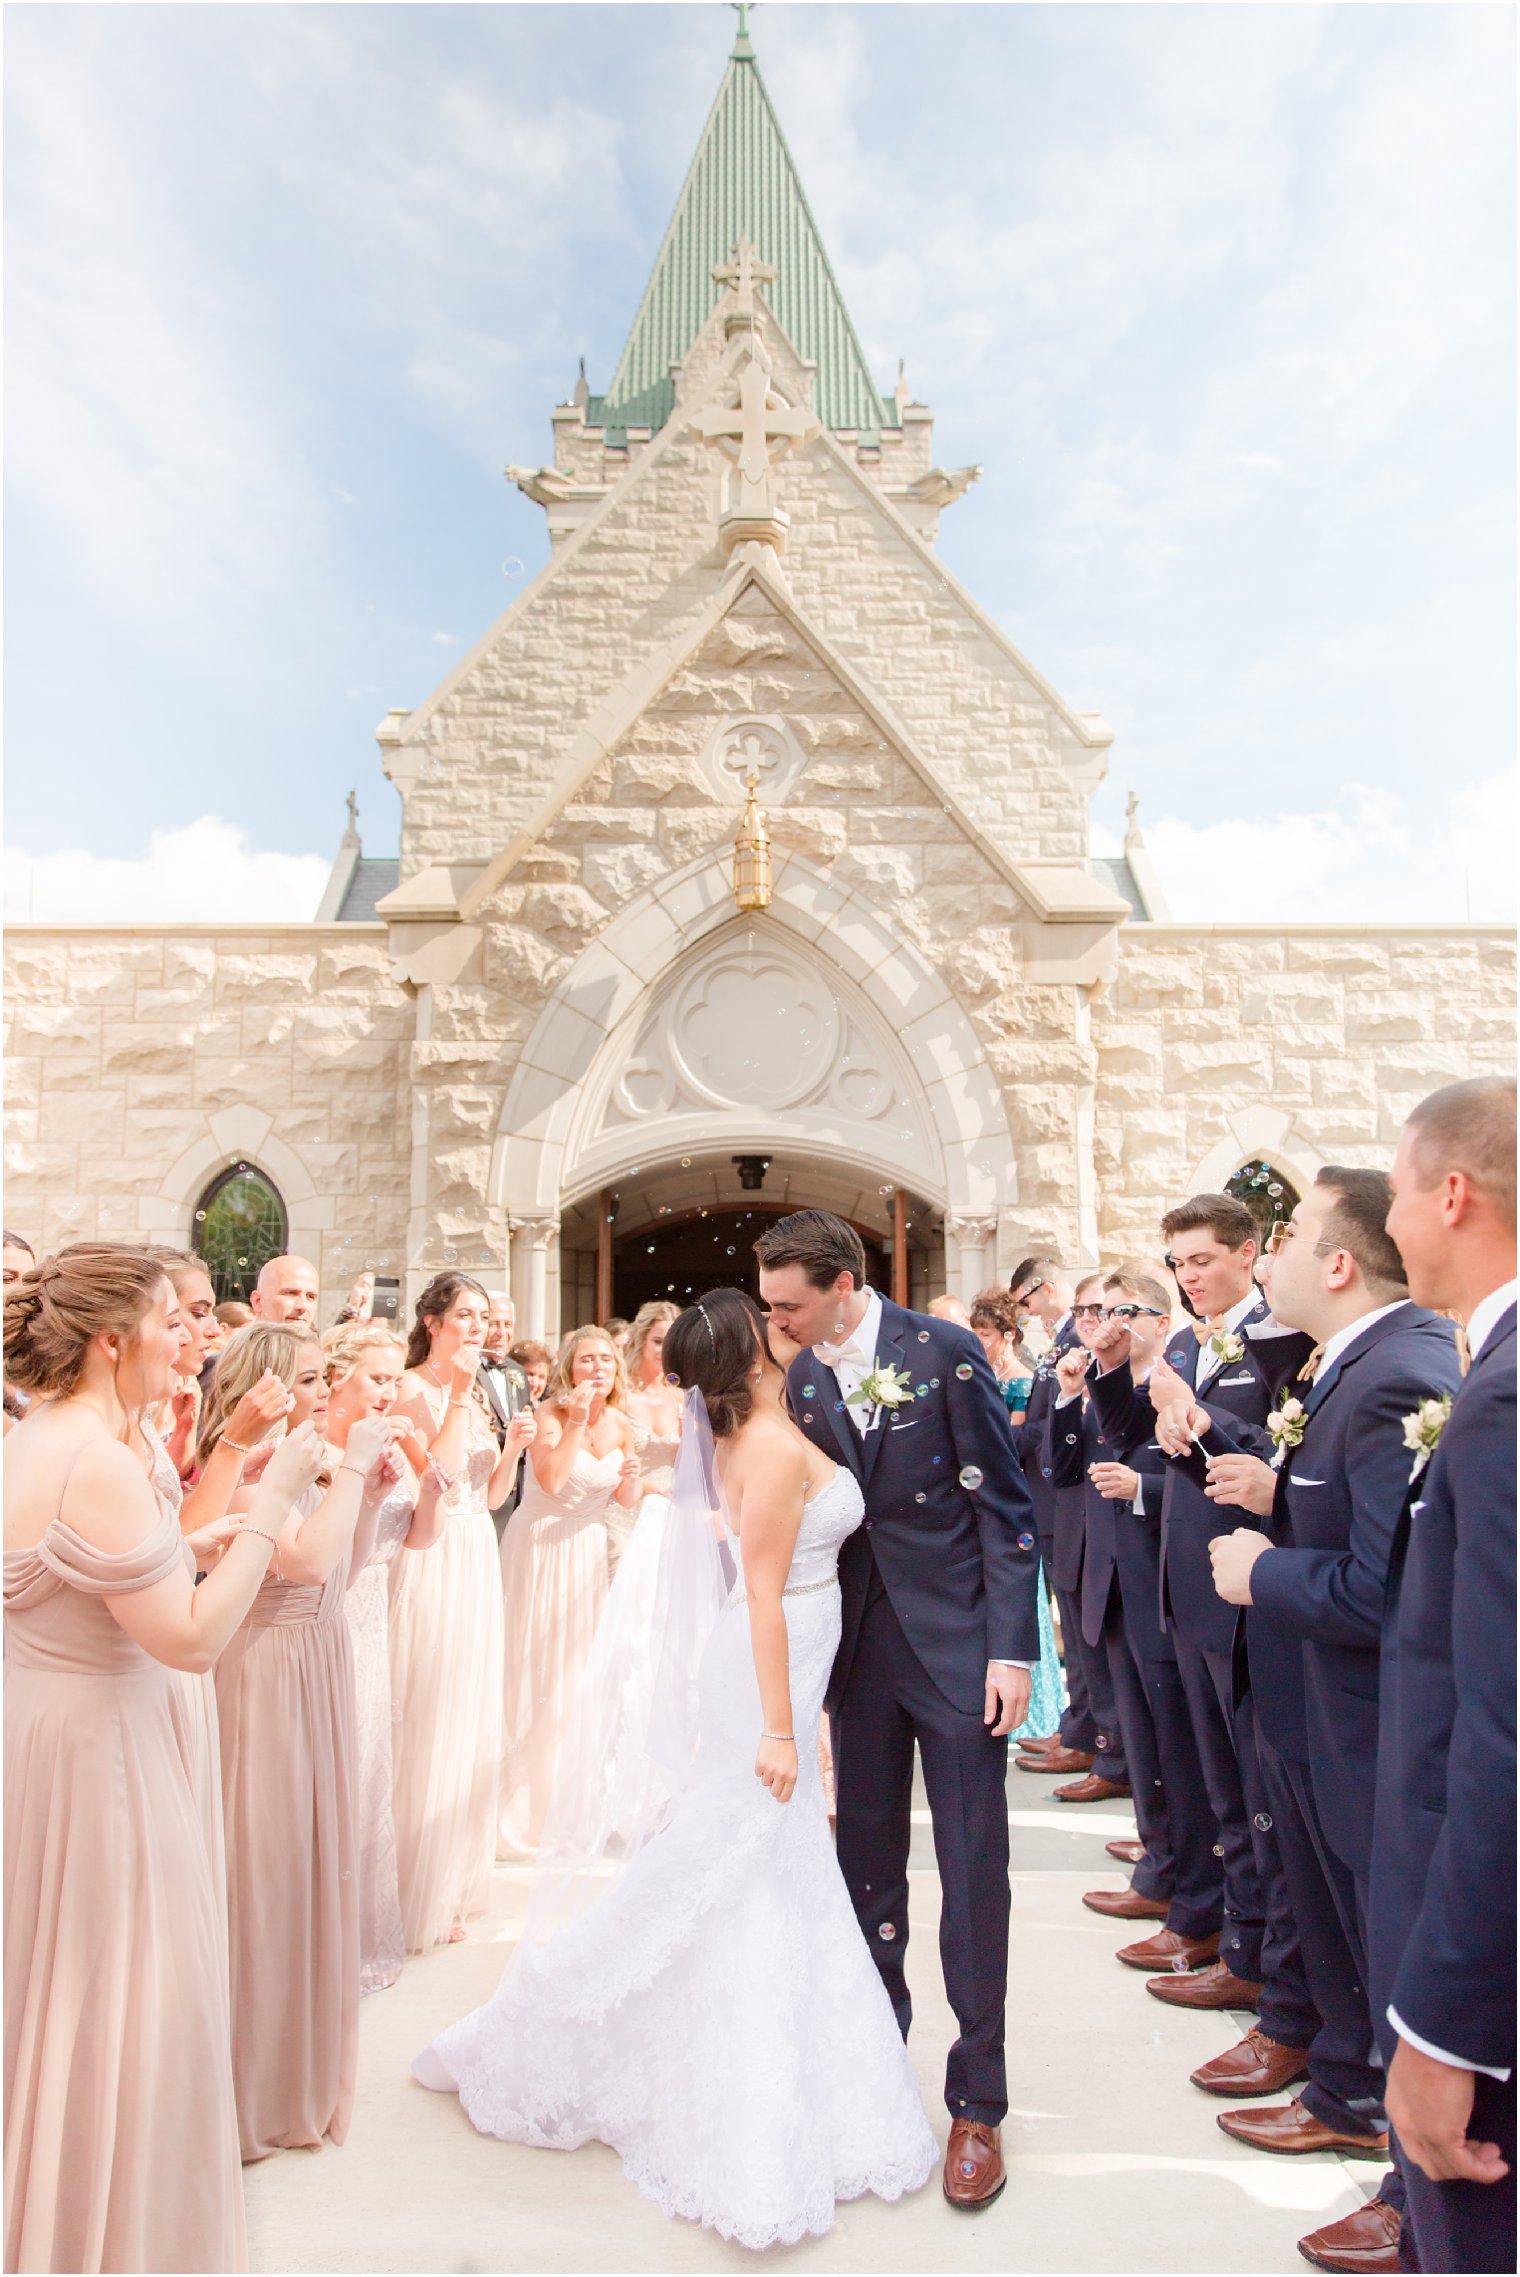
[
  {"left": 1370, "top": 1303, "right": 1516, "bottom": 2076},
  {"left": 788, "top": 1297, "right": 1041, "bottom": 1718},
  {"left": 1014, "top": 1318, "right": 1086, "bottom": 1591},
  {"left": 1085, "top": 1297, "right": 1314, "bottom": 1655},
  {"left": 1086, "top": 1366, "right": 1176, "bottom": 1666},
  {"left": 1246, "top": 1306, "right": 1462, "bottom": 1875}
]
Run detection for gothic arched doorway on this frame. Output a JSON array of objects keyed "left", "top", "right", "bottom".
[{"left": 555, "top": 1148, "right": 944, "bottom": 1332}]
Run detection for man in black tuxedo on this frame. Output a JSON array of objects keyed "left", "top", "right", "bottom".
[
  {"left": 1371, "top": 1078, "right": 1516, "bottom": 2276},
  {"left": 1203, "top": 1168, "right": 1461, "bottom": 2269},
  {"left": 1007, "top": 1258, "right": 1117, "bottom": 1784},
  {"left": 756, "top": 1210, "right": 1040, "bottom": 2213},
  {"left": 478, "top": 1294, "right": 532, "bottom": 1535}
]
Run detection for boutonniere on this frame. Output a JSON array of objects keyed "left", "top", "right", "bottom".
[
  {"left": 1210, "top": 1330, "right": 1246, "bottom": 1364},
  {"left": 1402, "top": 1395, "right": 1452, "bottom": 1481},
  {"left": 847, "top": 1363, "right": 914, "bottom": 1413},
  {"left": 1266, "top": 1397, "right": 1308, "bottom": 1469}
]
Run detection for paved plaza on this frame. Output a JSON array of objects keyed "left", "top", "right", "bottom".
[{"left": 245, "top": 1768, "right": 1378, "bottom": 2274}]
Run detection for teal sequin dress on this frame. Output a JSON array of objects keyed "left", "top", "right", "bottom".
[{"left": 998, "top": 1373, "right": 1067, "bottom": 1743}]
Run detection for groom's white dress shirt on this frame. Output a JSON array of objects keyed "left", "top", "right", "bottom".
[{"left": 815, "top": 1288, "right": 884, "bottom": 1435}]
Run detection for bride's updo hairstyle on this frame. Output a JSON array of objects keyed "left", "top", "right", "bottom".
[
  {"left": 662, "top": 1287, "right": 773, "bottom": 1439},
  {"left": 2, "top": 1244, "right": 170, "bottom": 1400}
]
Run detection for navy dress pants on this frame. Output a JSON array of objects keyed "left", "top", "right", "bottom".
[
  {"left": 833, "top": 1569, "right": 1011, "bottom": 2124},
  {"left": 1254, "top": 1728, "right": 1387, "bottom": 2138},
  {"left": 1045, "top": 1548, "right": 1096, "bottom": 1751},
  {"left": 1395, "top": 2078, "right": 1516, "bottom": 2274},
  {"left": 1111, "top": 1622, "right": 1224, "bottom": 1939}
]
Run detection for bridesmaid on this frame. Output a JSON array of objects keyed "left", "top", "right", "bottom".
[
  {"left": 3, "top": 1244, "right": 325, "bottom": 2274},
  {"left": 390, "top": 1274, "right": 534, "bottom": 1950},
  {"left": 202, "top": 1323, "right": 399, "bottom": 2162},
  {"left": 615, "top": 1300, "right": 683, "bottom": 1573},
  {"left": 969, "top": 1286, "right": 1066, "bottom": 1744},
  {"left": 498, "top": 1324, "right": 640, "bottom": 1860},
  {"left": 322, "top": 1321, "right": 448, "bottom": 1994}
]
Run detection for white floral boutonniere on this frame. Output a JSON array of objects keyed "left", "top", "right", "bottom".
[
  {"left": 847, "top": 1363, "right": 914, "bottom": 1414},
  {"left": 1402, "top": 1395, "right": 1452, "bottom": 1482},
  {"left": 1266, "top": 1397, "right": 1308, "bottom": 1469},
  {"left": 1210, "top": 1330, "right": 1246, "bottom": 1365}
]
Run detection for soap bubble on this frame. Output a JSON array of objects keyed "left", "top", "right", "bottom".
[
  {"left": 726, "top": 1245, "right": 736, "bottom": 1255},
  {"left": 194, "top": 1210, "right": 206, "bottom": 1222},
  {"left": 955, "top": 1363, "right": 973, "bottom": 1379},
  {"left": 930, "top": 1377, "right": 940, "bottom": 1388},
  {"left": 501, "top": 555, "right": 524, "bottom": 578},
  {"left": 914, "top": 1492, "right": 927, "bottom": 1504},
  {"left": 878, "top": 1184, "right": 893, "bottom": 1196},
  {"left": 958, "top": 1465, "right": 984, "bottom": 1491},
  {"left": 1268, "top": 1182, "right": 1283, "bottom": 1198},
  {"left": 680, "top": 1158, "right": 691, "bottom": 1168},
  {"left": 918, "top": 1330, "right": 930, "bottom": 1342}
]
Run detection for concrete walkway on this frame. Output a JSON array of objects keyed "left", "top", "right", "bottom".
[{"left": 245, "top": 1772, "right": 1377, "bottom": 2273}]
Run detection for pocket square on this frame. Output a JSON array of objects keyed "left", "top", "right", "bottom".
[
  {"left": 888, "top": 1417, "right": 919, "bottom": 1433},
  {"left": 1215, "top": 1373, "right": 1255, "bottom": 1389},
  {"left": 1288, "top": 1476, "right": 1326, "bottom": 1488}
]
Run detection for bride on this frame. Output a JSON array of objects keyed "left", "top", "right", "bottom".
[{"left": 412, "top": 1286, "right": 937, "bottom": 2248}]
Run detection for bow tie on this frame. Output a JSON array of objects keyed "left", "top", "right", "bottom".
[
  {"left": 1193, "top": 1315, "right": 1226, "bottom": 1346},
  {"left": 815, "top": 1343, "right": 861, "bottom": 1371},
  {"left": 1297, "top": 1342, "right": 1324, "bottom": 1383}
]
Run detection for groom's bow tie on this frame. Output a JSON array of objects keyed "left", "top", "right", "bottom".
[{"left": 815, "top": 1340, "right": 858, "bottom": 1370}]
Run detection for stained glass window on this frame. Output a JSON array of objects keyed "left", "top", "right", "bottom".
[
  {"left": 192, "top": 1164, "right": 288, "bottom": 1304},
  {"left": 1227, "top": 1159, "right": 1300, "bottom": 1246}
]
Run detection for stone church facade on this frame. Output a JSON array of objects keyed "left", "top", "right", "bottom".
[{"left": 6, "top": 27, "right": 1513, "bottom": 1335}]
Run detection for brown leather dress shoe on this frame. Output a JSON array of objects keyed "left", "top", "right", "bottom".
[
  {"left": 1015, "top": 1745, "right": 1095, "bottom": 1775},
  {"left": 1054, "top": 1772, "right": 1132, "bottom": 1802},
  {"left": 1117, "top": 1926, "right": 1219, "bottom": 1972},
  {"left": 1082, "top": 1887, "right": 1168, "bottom": 1920},
  {"left": 1217, "top": 2098, "right": 1388, "bottom": 2160},
  {"left": 1016, "top": 1733, "right": 1063, "bottom": 1756},
  {"left": 1106, "top": 1837, "right": 1146, "bottom": 1865},
  {"left": 1191, "top": 2028, "right": 1312, "bottom": 2097},
  {"left": 1144, "top": 1955, "right": 1262, "bottom": 2009},
  {"left": 942, "top": 2119, "right": 1005, "bottom": 2209},
  {"left": 1297, "top": 2197, "right": 1401, "bottom": 2273}
]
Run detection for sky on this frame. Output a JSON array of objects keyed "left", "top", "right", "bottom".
[{"left": 5, "top": 0, "right": 1515, "bottom": 925}]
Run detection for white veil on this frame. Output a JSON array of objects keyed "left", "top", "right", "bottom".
[{"left": 515, "top": 1387, "right": 738, "bottom": 1950}]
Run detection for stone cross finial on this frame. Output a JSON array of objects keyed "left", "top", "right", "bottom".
[
  {"left": 1125, "top": 789, "right": 1140, "bottom": 842},
  {"left": 711, "top": 238, "right": 776, "bottom": 329},
  {"left": 690, "top": 354, "right": 817, "bottom": 500},
  {"left": 344, "top": 787, "right": 360, "bottom": 841}
]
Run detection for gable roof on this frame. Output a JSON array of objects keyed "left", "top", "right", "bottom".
[{"left": 591, "top": 25, "right": 895, "bottom": 440}]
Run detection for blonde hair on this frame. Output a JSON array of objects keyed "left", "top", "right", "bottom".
[
  {"left": 544, "top": 1325, "right": 628, "bottom": 1412},
  {"left": 197, "top": 1320, "right": 320, "bottom": 1462},
  {"left": 2, "top": 1244, "right": 172, "bottom": 1400},
  {"left": 322, "top": 1320, "right": 407, "bottom": 1386},
  {"left": 625, "top": 1300, "right": 680, "bottom": 1379}
]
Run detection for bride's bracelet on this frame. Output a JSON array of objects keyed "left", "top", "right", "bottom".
[
  {"left": 761, "top": 1731, "right": 796, "bottom": 1744},
  {"left": 234, "top": 1523, "right": 281, "bottom": 1548}
]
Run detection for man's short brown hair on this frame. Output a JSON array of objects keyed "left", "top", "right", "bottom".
[
  {"left": 1314, "top": 1167, "right": 1408, "bottom": 1294},
  {"left": 1160, "top": 1193, "right": 1258, "bottom": 1251},
  {"left": 1104, "top": 1267, "right": 1172, "bottom": 1315},
  {"left": 1010, "top": 1254, "right": 1061, "bottom": 1293},
  {"left": 1405, "top": 1078, "right": 1517, "bottom": 1233},
  {"left": 753, "top": 1209, "right": 867, "bottom": 1292}
]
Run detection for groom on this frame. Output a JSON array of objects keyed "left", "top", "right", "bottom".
[{"left": 756, "top": 1210, "right": 1040, "bottom": 2210}]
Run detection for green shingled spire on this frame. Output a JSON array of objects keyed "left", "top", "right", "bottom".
[{"left": 590, "top": 27, "right": 895, "bottom": 442}]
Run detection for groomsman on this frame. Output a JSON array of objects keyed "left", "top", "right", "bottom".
[
  {"left": 1008, "top": 1259, "right": 1109, "bottom": 1783},
  {"left": 1097, "top": 1197, "right": 1318, "bottom": 2050},
  {"left": 478, "top": 1295, "right": 532, "bottom": 1533},
  {"left": 1373, "top": 1078, "right": 1516, "bottom": 2275},
  {"left": 1204, "top": 1168, "right": 1460, "bottom": 2268},
  {"left": 1051, "top": 1270, "right": 1225, "bottom": 1953}
]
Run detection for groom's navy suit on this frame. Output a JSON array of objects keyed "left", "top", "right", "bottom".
[{"left": 789, "top": 1296, "right": 1040, "bottom": 2125}]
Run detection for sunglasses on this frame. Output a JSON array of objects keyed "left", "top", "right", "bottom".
[
  {"left": 1106, "top": 1303, "right": 1165, "bottom": 1321},
  {"left": 1071, "top": 1302, "right": 1107, "bottom": 1321}
]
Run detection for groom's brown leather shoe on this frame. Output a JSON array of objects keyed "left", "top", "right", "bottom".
[
  {"left": 943, "top": 2119, "right": 1005, "bottom": 2209},
  {"left": 1015, "top": 1745, "right": 1093, "bottom": 1775}
]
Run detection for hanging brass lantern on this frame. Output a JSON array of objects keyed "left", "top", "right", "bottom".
[{"left": 731, "top": 770, "right": 773, "bottom": 911}]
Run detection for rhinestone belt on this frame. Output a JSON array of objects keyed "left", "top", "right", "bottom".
[{"left": 782, "top": 1575, "right": 838, "bottom": 1598}]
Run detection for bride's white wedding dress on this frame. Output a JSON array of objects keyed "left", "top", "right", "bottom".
[{"left": 413, "top": 1463, "right": 937, "bottom": 2249}]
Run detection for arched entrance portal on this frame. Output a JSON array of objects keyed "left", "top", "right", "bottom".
[{"left": 556, "top": 1147, "right": 946, "bottom": 1331}]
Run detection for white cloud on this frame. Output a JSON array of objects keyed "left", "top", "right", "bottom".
[
  {"left": 430, "top": 631, "right": 458, "bottom": 647},
  {"left": 1136, "top": 773, "right": 1517, "bottom": 925},
  {"left": 4, "top": 819, "right": 331, "bottom": 926}
]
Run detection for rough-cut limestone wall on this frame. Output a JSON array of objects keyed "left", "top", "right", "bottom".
[
  {"left": 1091, "top": 927, "right": 1518, "bottom": 1260},
  {"left": 3, "top": 929, "right": 412, "bottom": 1290},
  {"left": 414, "top": 588, "right": 1095, "bottom": 1272}
]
